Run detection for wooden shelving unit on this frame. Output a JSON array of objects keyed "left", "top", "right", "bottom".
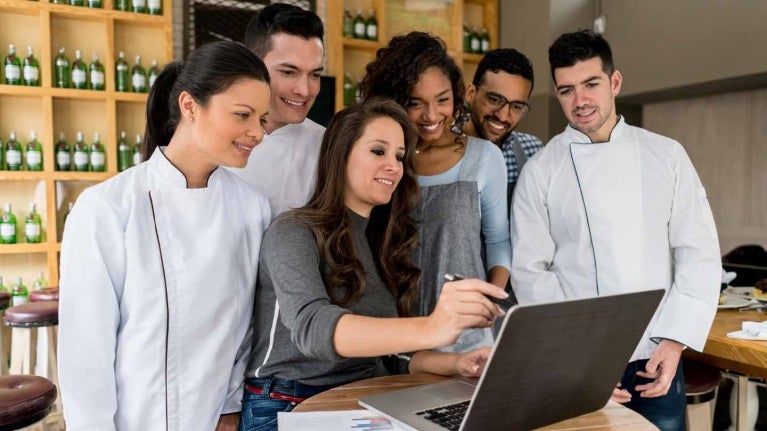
[
  {"left": 326, "top": 0, "right": 498, "bottom": 112},
  {"left": 0, "top": 0, "right": 172, "bottom": 287}
]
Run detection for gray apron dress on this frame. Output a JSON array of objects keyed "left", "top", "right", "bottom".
[{"left": 413, "top": 137, "right": 494, "bottom": 353}]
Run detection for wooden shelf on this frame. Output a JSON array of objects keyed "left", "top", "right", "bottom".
[
  {"left": 0, "top": 243, "right": 54, "bottom": 255},
  {"left": 342, "top": 37, "right": 381, "bottom": 52}
]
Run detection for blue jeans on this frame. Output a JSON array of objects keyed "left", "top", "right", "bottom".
[
  {"left": 620, "top": 359, "right": 686, "bottom": 431},
  {"left": 239, "top": 377, "right": 339, "bottom": 431}
]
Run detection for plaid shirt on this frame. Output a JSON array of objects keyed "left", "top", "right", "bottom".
[{"left": 499, "top": 131, "right": 544, "bottom": 184}]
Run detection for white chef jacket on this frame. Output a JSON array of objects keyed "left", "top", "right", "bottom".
[
  {"left": 228, "top": 118, "right": 324, "bottom": 218},
  {"left": 511, "top": 117, "right": 720, "bottom": 361},
  {"left": 58, "top": 148, "right": 270, "bottom": 431}
]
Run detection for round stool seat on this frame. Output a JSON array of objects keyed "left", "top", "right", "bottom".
[
  {"left": 4, "top": 301, "right": 59, "bottom": 327},
  {"left": 685, "top": 359, "right": 721, "bottom": 403},
  {"left": 0, "top": 291, "right": 10, "bottom": 310},
  {"left": 0, "top": 374, "right": 57, "bottom": 430},
  {"left": 29, "top": 288, "right": 59, "bottom": 303}
]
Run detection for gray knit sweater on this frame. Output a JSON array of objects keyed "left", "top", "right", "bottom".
[{"left": 243, "top": 210, "right": 399, "bottom": 386}]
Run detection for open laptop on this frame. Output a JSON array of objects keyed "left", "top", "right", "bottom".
[{"left": 360, "top": 289, "right": 665, "bottom": 431}]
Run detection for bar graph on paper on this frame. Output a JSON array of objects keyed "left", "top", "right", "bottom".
[
  {"left": 278, "top": 410, "right": 408, "bottom": 430},
  {"left": 351, "top": 415, "right": 395, "bottom": 430}
]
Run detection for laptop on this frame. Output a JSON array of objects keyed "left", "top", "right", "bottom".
[{"left": 359, "top": 289, "right": 665, "bottom": 431}]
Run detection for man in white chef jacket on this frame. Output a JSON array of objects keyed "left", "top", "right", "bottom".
[{"left": 510, "top": 30, "right": 721, "bottom": 431}]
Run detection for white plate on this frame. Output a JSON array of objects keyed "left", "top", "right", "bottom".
[{"left": 718, "top": 293, "right": 753, "bottom": 309}]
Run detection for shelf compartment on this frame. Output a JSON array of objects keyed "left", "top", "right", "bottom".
[
  {"left": 0, "top": 252, "right": 50, "bottom": 294},
  {"left": 55, "top": 179, "right": 99, "bottom": 241},
  {"left": 386, "top": 0, "right": 455, "bottom": 50},
  {"left": 52, "top": 98, "right": 109, "bottom": 157},
  {"left": 116, "top": 101, "right": 145, "bottom": 145},
  {"left": 0, "top": 95, "right": 45, "bottom": 150},
  {"left": 113, "top": 21, "right": 165, "bottom": 81},
  {"left": 0, "top": 10, "right": 43, "bottom": 85},
  {"left": 0, "top": 179, "right": 48, "bottom": 245}
]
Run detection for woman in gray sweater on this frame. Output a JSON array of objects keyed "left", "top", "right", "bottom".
[{"left": 238, "top": 97, "right": 509, "bottom": 431}]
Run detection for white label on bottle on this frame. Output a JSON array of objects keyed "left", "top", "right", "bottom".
[
  {"left": 25, "top": 222, "right": 40, "bottom": 239},
  {"left": 26, "top": 150, "right": 41, "bottom": 167},
  {"left": 91, "top": 152, "right": 105, "bottom": 168},
  {"left": 471, "top": 39, "right": 480, "bottom": 52},
  {"left": 149, "top": 74, "right": 157, "bottom": 88},
  {"left": 133, "top": 152, "right": 141, "bottom": 166},
  {"left": 366, "top": 25, "right": 377, "bottom": 39},
  {"left": 354, "top": 22, "right": 366, "bottom": 37},
  {"left": 72, "top": 69, "right": 87, "bottom": 86},
  {"left": 481, "top": 40, "right": 490, "bottom": 53},
  {"left": 57, "top": 151, "right": 71, "bottom": 167},
  {"left": 132, "top": 73, "right": 146, "bottom": 90},
  {"left": 117, "top": 64, "right": 128, "bottom": 72},
  {"left": 91, "top": 70, "right": 105, "bottom": 86},
  {"left": 147, "top": 0, "right": 160, "bottom": 10},
  {"left": 6, "top": 149, "right": 21, "bottom": 165},
  {"left": 23, "top": 66, "right": 39, "bottom": 81},
  {"left": 12, "top": 295, "right": 27, "bottom": 306},
  {"left": 74, "top": 151, "right": 89, "bottom": 167},
  {"left": 5, "top": 65, "right": 20, "bottom": 80},
  {"left": 56, "top": 58, "right": 68, "bottom": 67},
  {"left": 132, "top": 0, "right": 145, "bottom": 7},
  {"left": 0, "top": 223, "right": 14, "bottom": 239}
]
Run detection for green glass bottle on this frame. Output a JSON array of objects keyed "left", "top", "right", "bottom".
[
  {"left": 463, "top": 23, "right": 470, "bottom": 53},
  {"left": 90, "top": 132, "right": 105, "bottom": 172},
  {"left": 11, "top": 277, "right": 28, "bottom": 306},
  {"left": 25, "top": 202, "right": 42, "bottom": 243},
  {"left": 470, "top": 27, "right": 481, "bottom": 54},
  {"left": 71, "top": 49, "right": 88, "bottom": 90},
  {"left": 353, "top": 9, "right": 366, "bottom": 39},
  {"left": 132, "top": 134, "right": 142, "bottom": 166},
  {"left": 89, "top": 52, "right": 105, "bottom": 91},
  {"left": 147, "top": 0, "right": 161, "bottom": 15},
  {"left": 4, "top": 44, "right": 22, "bottom": 85},
  {"left": 25, "top": 130, "right": 43, "bottom": 171},
  {"left": 5, "top": 131, "right": 22, "bottom": 171},
  {"left": 147, "top": 59, "right": 160, "bottom": 89},
  {"left": 54, "top": 47, "right": 70, "bottom": 88},
  {"left": 115, "top": 51, "right": 129, "bottom": 92},
  {"left": 22, "top": 46, "right": 40, "bottom": 86},
  {"left": 117, "top": 131, "right": 131, "bottom": 172},
  {"left": 131, "top": 0, "right": 146, "bottom": 13},
  {"left": 55, "top": 132, "right": 71, "bottom": 171},
  {"left": 480, "top": 28, "right": 490, "bottom": 54},
  {"left": 114, "top": 0, "right": 128, "bottom": 11},
  {"left": 0, "top": 203, "right": 17, "bottom": 244},
  {"left": 73, "top": 131, "right": 89, "bottom": 172},
  {"left": 87, "top": 0, "right": 102, "bottom": 8},
  {"left": 70, "top": 0, "right": 84, "bottom": 6},
  {"left": 33, "top": 272, "right": 48, "bottom": 290},
  {"left": 131, "top": 55, "right": 147, "bottom": 93},
  {"left": 343, "top": 9, "right": 353, "bottom": 38},
  {"left": 365, "top": 9, "right": 378, "bottom": 41},
  {"left": 343, "top": 73, "right": 355, "bottom": 107}
]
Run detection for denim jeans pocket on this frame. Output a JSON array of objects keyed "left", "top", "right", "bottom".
[{"left": 239, "top": 393, "right": 296, "bottom": 431}]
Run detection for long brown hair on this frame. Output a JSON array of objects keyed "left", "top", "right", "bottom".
[{"left": 289, "top": 97, "right": 421, "bottom": 316}]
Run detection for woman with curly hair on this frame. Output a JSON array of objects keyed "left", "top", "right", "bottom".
[
  {"left": 238, "top": 97, "right": 508, "bottom": 431},
  {"left": 359, "top": 32, "right": 512, "bottom": 353}
]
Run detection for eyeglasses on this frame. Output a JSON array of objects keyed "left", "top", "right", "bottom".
[{"left": 477, "top": 88, "right": 531, "bottom": 117}]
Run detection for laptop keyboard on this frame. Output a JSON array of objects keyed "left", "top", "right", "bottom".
[{"left": 415, "top": 400, "right": 470, "bottom": 430}]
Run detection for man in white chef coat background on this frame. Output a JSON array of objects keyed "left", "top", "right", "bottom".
[{"left": 510, "top": 29, "right": 721, "bottom": 431}]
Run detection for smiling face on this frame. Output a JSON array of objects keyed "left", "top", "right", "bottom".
[
  {"left": 465, "top": 70, "right": 532, "bottom": 145},
  {"left": 191, "top": 78, "right": 270, "bottom": 169},
  {"left": 553, "top": 56, "right": 622, "bottom": 142},
  {"left": 261, "top": 33, "right": 324, "bottom": 133},
  {"left": 344, "top": 116, "right": 406, "bottom": 217},
  {"left": 405, "top": 66, "right": 455, "bottom": 145}
]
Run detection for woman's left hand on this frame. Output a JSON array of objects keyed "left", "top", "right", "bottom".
[
  {"left": 215, "top": 412, "right": 240, "bottom": 431},
  {"left": 454, "top": 346, "right": 492, "bottom": 377}
]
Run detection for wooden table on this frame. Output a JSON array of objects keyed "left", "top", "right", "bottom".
[
  {"left": 294, "top": 373, "right": 658, "bottom": 430},
  {"left": 684, "top": 309, "right": 767, "bottom": 431}
]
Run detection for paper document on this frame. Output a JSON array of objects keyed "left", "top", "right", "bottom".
[{"left": 278, "top": 409, "right": 409, "bottom": 430}]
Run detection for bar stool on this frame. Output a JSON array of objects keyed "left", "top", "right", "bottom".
[
  {"left": 4, "top": 301, "right": 63, "bottom": 428},
  {"left": 0, "top": 374, "right": 57, "bottom": 431},
  {"left": 684, "top": 359, "right": 721, "bottom": 431},
  {"left": 0, "top": 291, "right": 10, "bottom": 374},
  {"left": 29, "top": 288, "right": 59, "bottom": 303}
]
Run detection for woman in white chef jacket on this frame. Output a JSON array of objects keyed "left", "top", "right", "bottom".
[{"left": 58, "top": 40, "right": 272, "bottom": 431}]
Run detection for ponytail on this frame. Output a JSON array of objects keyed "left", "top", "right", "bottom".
[{"left": 143, "top": 61, "right": 181, "bottom": 161}]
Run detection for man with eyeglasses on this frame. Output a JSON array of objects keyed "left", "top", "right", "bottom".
[{"left": 464, "top": 48, "right": 544, "bottom": 202}]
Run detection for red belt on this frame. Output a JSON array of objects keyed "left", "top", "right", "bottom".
[{"left": 245, "top": 384, "right": 307, "bottom": 404}]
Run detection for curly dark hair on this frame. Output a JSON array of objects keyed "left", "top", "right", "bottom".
[
  {"left": 359, "top": 32, "right": 466, "bottom": 136},
  {"left": 289, "top": 97, "right": 421, "bottom": 317}
]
